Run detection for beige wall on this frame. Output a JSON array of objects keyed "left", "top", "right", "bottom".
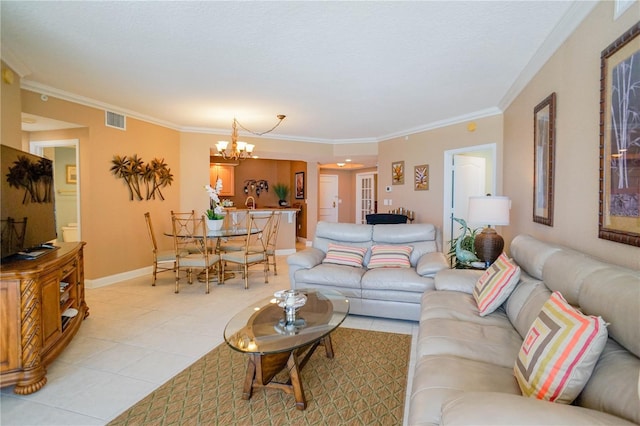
[
  {"left": 503, "top": 1, "right": 639, "bottom": 270},
  {"left": 1, "top": 61, "right": 22, "bottom": 149},
  {"left": 5, "top": 1, "right": 638, "bottom": 277},
  {"left": 377, "top": 114, "right": 504, "bottom": 234},
  {"left": 22, "top": 90, "right": 181, "bottom": 279}
]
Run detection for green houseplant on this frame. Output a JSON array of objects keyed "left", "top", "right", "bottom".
[{"left": 273, "top": 183, "right": 290, "bottom": 206}]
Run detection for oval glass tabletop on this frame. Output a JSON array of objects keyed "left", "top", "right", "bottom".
[{"left": 224, "top": 289, "right": 349, "bottom": 355}]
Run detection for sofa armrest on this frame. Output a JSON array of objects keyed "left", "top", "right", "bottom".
[
  {"left": 286, "top": 247, "right": 325, "bottom": 269},
  {"left": 441, "top": 392, "right": 636, "bottom": 425},
  {"left": 416, "top": 252, "right": 449, "bottom": 277},
  {"left": 434, "top": 268, "right": 484, "bottom": 294}
]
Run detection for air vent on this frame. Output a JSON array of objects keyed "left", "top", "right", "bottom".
[{"left": 105, "top": 111, "right": 126, "bottom": 130}]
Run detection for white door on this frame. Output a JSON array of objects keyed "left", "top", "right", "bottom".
[
  {"left": 356, "top": 172, "right": 376, "bottom": 223},
  {"left": 319, "top": 174, "right": 338, "bottom": 223},
  {"left": 443, "top": 144, "right": 496, "bottom": 252}
]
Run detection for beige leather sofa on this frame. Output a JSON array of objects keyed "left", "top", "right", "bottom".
[
  {"left": 287, "top": 221, "right": 448, "bottom": 321},
  {"left": 409, "top": 234, "right": 640, "bottom": 425}
]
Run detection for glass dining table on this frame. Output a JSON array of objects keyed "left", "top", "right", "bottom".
[{"left": 165, "top": 225, "right": 260, "bottom": 282}]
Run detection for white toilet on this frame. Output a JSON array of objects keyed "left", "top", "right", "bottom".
[{"left": 61, "top": 223, "right": 79, "bottom": 242}]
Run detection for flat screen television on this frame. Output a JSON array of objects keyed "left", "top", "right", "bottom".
[{"left": 1, "top": 144, "right": 58, "bottom": 261}]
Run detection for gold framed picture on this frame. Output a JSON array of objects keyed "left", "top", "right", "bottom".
[
  {"left": 414, "top": 164, "right": 429, "bottom": 190},
  {"left": 392, "top": 161, "right": 404, "bottom": 185},
  {"left": 66, "top": 165, "right": 77, "bottom": 184}
]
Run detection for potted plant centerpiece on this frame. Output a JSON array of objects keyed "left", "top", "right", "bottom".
[
  {"left": 204, "top": 178, "right": 225, "bottom": 230},
  {"left": 273, "top": 183, "right": 290, "bottom": 207}
]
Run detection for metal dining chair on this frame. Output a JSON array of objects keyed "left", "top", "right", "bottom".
[
  {"left": 171, "top": 214, "right": 221, "bottom": 294},
  {"left": 144, "top": 212, "right": 182, "bottom": 286},
  {"left": 220, "top": 211, "right": 274, "bottom": 289}
]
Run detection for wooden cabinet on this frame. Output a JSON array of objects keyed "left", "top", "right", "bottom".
[
  {"left": 0, "top": 242, "right": 88, "bottom": 394},
  {"left": 210, "top": 164, "right": 235, "bottom": 196}
]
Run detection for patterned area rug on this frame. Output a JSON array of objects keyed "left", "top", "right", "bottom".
[{"left": 109, "top": 327, "right": 411, "bottom": 425}]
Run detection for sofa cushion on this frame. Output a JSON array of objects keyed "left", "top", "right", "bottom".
[
  {"left": 294, "top": 263, "right": 365, "bottom": 289},
  {"left": 474, "top": 253, "right": 521, "bottom": 316},
  {"left": 409, "top": 355, "right": 521, "bottom": 426},
  {"left": 367, "top": 244, "right": 412, "bottom": 269},
  {"left": 576, "top": 339, "right": 640, "bottom": 425},
  {"left": 504, "top": 273, "right": 552, "bottom": 338},
  {"left": 362, "top": 267, "right": 435, "bottom": 293},
  {"left": 416, "top": 317, "right": 524, "bottom": 368},
  {"left": 421, "top": 290, "right": 513, "bottom": 328},
  {"left": 322, "top": 243, "right": 367, "bottom": 268},
  {"left": 514, "top": 291, "right": 608, "bottom": 404}
]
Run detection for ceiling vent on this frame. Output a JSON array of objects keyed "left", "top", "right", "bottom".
[{"left": 105, "top": 111, "right": 126, "bottom": 130}]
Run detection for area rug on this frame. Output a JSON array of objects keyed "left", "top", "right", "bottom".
[{"left": 108, "top": 328, "right": 411, "bottom": 426}]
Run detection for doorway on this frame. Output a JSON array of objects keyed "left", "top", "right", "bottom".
[
  {"left": 443, "top": 143, "right": 497, "bottom": 250},
  {"left": 355, "top": 172, "right": 377, "bottom": 223},
  {"left": 319, "top": 174, "right": 338, "bottom": 222},
  {"left": 30, "top": 140, "right": 80, "bottom": 243}
]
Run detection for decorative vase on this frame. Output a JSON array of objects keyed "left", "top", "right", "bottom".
[
  {"left": 279, "top": 199, "right": 288, "bottom": 207},
  {"left": 207, "top": 219, "right": 224, "bottom": 231}
]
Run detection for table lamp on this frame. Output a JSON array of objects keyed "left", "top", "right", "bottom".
[{"left": 468, "top": 195, "right": 511, "bottom": 267}]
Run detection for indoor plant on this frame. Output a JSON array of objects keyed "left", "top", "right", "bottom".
[
  {"left": 273, "top": 183, "right": 290, "bottom": 207},
  {"left": 204, "top": 178, "right": 225, "bottom": 229}
]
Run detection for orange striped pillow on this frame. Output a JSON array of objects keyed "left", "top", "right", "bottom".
[
  {"left": 514, "top": 291, "right": 608, "bottom": 404},
  {"left": 367, "top": 245, "right": 413, "bottom": 269},
  {"left": 322, "top": 243, "right": 367, "bottom": 268},
  {"left": 473, "top": 253, "right": 521, "bottom": 316}
]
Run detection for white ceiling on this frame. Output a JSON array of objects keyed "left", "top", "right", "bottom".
[{"left": 2, "top": 1, "right": 597, "bottom": 144}]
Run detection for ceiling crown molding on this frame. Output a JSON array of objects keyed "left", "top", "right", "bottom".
[
  {"left": 1, "top": 46, "right": 31, "bottom": 78},
  {"left": 498, "top": 1, "right": 598, "bottom": 111}
]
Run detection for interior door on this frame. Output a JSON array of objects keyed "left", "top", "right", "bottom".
[
  {"left": 356, "top": 172, "right": 376, "bottom": 223},
  {"left": 319, "top": 174, "right": 338, "bottom": 223},
  {"left": 451, "top": 155, "right": 486, "bottom": 239}
]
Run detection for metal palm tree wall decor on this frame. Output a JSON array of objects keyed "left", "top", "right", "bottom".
[{"left": 110, "top": 155, "right": 174, "bottom": 201}]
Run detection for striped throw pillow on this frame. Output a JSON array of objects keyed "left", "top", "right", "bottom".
[
  {"left": 367, "top": 245, "right": 413, "bottom": 269},
  {"left": 514, "top": 291, "right": 608, "bottom": 404},
  {"left": 322, "top": 243, "right": 367, "bottom": 268},
  {"left": 473, "top": 253, "right": 521, "bottom": 316}
]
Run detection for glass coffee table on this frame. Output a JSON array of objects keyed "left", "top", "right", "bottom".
[{"left": 224, "top": 289, "right": 349, "bottom": 410}]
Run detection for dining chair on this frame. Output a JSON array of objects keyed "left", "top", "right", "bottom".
[
  {"left": 144, "top": 212, "right": 183, "bottom": 286},
  {"left": 220, "top": 211, "right": 274, "bottom": 289},
  {"left": 170, "top": 210, "right": 203, "bottom": 253},
  {"left": 218, "top": 209, "right": 249, "bottom": 253},
  {"left": 264, "top": 211, "right": 282, "bottom": 275},
  {"left": 171, "top": 214, "right": 221, "bottom": 294}
]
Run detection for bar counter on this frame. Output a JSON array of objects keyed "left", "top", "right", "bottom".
[{"left": 223, "top": 207, "right": 300, "bottom": 254}]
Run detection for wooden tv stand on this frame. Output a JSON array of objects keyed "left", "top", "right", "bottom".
[{"left": 0, "top": 242, "right": 88, "bottom": 394}]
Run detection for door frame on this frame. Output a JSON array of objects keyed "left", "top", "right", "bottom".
[
  {"left": 443, "top": 143, "right": 497, "bottom": 249},
  {"left": 30, "top": 139, "right": 81, "bottom": 241}
]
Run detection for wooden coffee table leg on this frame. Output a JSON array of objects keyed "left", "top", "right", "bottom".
[
  {"left": 242, "top": 355, "right": 257, "bottom": 400},
  {"left": 287, "top": 351, "right": 307, "bottom": 410},
  {"left": 322, "top": 335, "right": 335, "bottom": 358}
]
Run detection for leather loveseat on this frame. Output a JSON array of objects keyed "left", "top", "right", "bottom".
[
  {"left": 409, "top": 234, "right": 640, "bottom": 425},
  {"left": 287, "top": 221, "right": 448, "bottom": 321}
]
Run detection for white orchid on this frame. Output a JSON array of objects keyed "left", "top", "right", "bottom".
[{"left": 204, "top": 178, "right": 225, "bottom": 219}]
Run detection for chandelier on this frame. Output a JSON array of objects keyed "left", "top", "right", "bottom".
[{"left": 215, "top": 114, "right": 286, "bottom": 160}]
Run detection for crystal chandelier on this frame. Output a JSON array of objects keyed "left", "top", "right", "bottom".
[{"left": 215, "top": 114, "right": 286, "bottom": 160}]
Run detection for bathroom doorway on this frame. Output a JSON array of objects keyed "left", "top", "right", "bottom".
[{"left": 30, "top": 139, "right": 80, "bottom": 243}]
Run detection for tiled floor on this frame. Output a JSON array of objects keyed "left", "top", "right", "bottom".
[{"left": 0, "top": 255, "right": 418, "bottom": 425}]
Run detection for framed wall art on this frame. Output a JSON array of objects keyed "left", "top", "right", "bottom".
[
  {"left": 414, "top": 164, "right": 429, "bottom": 190},
  {"left": 392, "top": 161, "right": 404, "bottom": 185},
  {"left": 533, "top": 92, "right": 556, "bottom": 226},
  {"left": 295, "top": 171, "right": 305, "bottom": 199},
  {"left": 66, "top": 165, "right": 77, "bottom": 184},
  {"left": 599, "top": 22, "right": 640, "bottom": 247}
]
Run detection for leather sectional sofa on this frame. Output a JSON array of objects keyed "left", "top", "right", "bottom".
[
  {"left": 408, "top": 234, "right": 640, "bottom": 425},
  {"left": 287, "top": 221, "right": 449, "bottom": 321}
]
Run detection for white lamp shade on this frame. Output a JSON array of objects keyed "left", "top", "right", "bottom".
[
  {"left": 468, "top": 196, "right": 511, "bottom": 226},
  {"left": 216, "top": 141, "right": 228, "bottom": 151},
  {"left": 236, "top": 141, "right": 247, "bottom": 151}
]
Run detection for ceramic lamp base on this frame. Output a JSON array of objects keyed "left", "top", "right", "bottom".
[{"left": 474, "top": 227, "right": 504, "bottom": 267}]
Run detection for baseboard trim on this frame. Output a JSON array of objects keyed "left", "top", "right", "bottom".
[{"left": 86, "top": 266, "right": 150, "bottom": 289}]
